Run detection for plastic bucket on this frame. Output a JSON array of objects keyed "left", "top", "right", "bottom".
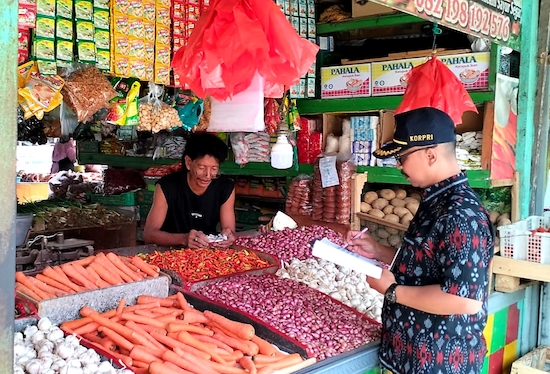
[{"left": 16, "top": 214, "right": 34, "bottom": 247}]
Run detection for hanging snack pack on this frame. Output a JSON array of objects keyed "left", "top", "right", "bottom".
[
  {"left": 137, "top": 82, "right": 183, "bottom": 132},
  {"left": 18, "top": 62, "right": 65, "bottom": 120},
  {"left": 106, "top": 78, "right": 141, "bottom": 126},
  {"left": 61, "top": 65, "right": 118, "bottom": 122}
]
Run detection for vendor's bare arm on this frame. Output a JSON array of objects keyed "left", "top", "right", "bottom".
[
  {"left": 143, "top": 185, "right": 190, "bottom": 246},
  {"left": 396, "top": 284, "right": 482, "bottom": 315}
]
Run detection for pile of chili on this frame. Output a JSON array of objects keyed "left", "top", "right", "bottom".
[{"left": 140, "top": 248, "right": 272, "bottom": 282}]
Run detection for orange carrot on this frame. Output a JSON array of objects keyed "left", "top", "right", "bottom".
[
  {"left": 132, "top": 360, "right": 149, "bottom": 369},
  {"left": 88, "top": 261, "right": 121, "bottom": 286},
  {"left": 81, "top": 332, "right": 115, "bottom": 351},
  {"left": 131, "top": 256, "right": 159, "bottom": 277},
  {"left": 220, "top": 350, "right": 244, "bottom": 362},
  {"left": 176, "top": 292, "right": 193, "bottom": 312},
  {"left": 124, "top": 321, "right": 167, "bottom": 352},
  {"left": 72, "top": 322, "right": 100, "bottom": 336},
  {"left": 71, "top": 262, "right": 101, "bottom": 288},
  {"left": 136, "top": 295, "right": 174, "bottom": 307},
  {"left": 127, "top": 322, "right": 157, "bottom": 334},
  {"left": 15, "top": 272, "right": 53, "bottom": 300},
  {"left": 163, "top": 348, "right": 218, "bottom": 374},
  {"left": 211, "top": 328, "right": 256, "bottom": 356},
  {"left": 35, "top": 273, "right": 73, "bottom": 293},
  {"left": 150, "top": 331, "right": 211, "bottom": 361},
  {"left": 134, "top": 309, "right": 159, "bottom": 319},
  {"left": 128, "top": 367, "right": 148, "bottom": 374},
  {"left": 256, "top": 367, "right": 275, "bottom": 374},
  {"left": 167, "top": 322, "right": 214, "bottom": 336},
  {"left": 123, "top": 301, "right": 161, "bottom": 312},
  {"left": 116, "top": 298, "right": 126, "bottom": 315},
  {"left": 61, "top": 263, "right": 97, "bottom": 290},
  {"left": 254, "top": 353, "right": 303, "bottom": 370},
  {"left": 88, "top": 312, "right": 148, "bottom": 346},
  {"left": 72, "top": 256, "right": 96, "bottom": 267},
  {"left": 15, "top": 282, "right": 42, "bottom": 301},
  {"left": 98, "top": 326, "right": 133, "bottom": 351},
  {"left": 129, "top": 345, "right": 159, "bottom": 365},
  {"left": 240, "top": 356, "right": 257, "bottom": 374},
  {"left": 109, "top": 350, "right": 133, "bottom": 367},
  {"left": 85, "top": 266, "right": 111, "bottom": 288},
  {"left": 183, "top": 310, "right": 210, "bottom": 325},
  {"left": 120, "top": 313, "right": 166, "bottom": 329},
  {"left": 155, "top": 306, "right": 185, "bottom": 316},
  {"left": 153, "top": 314, "right": 179, "bottom": 324},
  {"left": 149, "top": 361, "right": 192, "bottom": 374},
  {"left": 204, "top": 310, "right": 255, "bottom": 340},
  {"left": 120, "top": 257, "right": 145, "bottom": 275},
  {"left": 44, "top": 266, "right": 84, "bottom": 293},
  {"left": 27, "top": 276, "right": 67, "bottom": 297},
  {"left": 205, "top": 359, "right": 248, "bottom": 374},
  {"left": 106, "top": 252, "right": 143, "bottom": 282},
  {"left": 96, "top": 253, "right": 126, "bottom": 282},
  {"left": 177, "top": 331, "right": 228, "bottom": 365},
  {"left": 61, "top": 317, "right": 92, "bottom": 331},
  {"left": 252, "top": 354, "right": 287, "bottom": 365},
  {"left": 251, "top": 335, "right": 278, "bottom": 356},
  {"left": 191, "top": 334, "right": 234, "bottom": 353},
  {"left": 79, "top": 307, "right": 117, "bottom": 319}
]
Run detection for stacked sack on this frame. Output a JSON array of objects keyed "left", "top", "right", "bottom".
[
  {"left": 285, "top": 175, "right": 313, "bottom": 216},
  {"left": 456, "top": 131, "right": 482, "bottom": 169}
]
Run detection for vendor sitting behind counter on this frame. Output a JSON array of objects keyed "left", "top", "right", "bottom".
[{"left": 144, "top": 133, "right": 236, "bottom": 248}]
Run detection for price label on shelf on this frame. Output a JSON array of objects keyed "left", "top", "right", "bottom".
[
  {"left": 319, "top": 155, "right": 339, "bottom": 188},
  {"left": 368, "top": 0, "right": 522, "bottom": 51}
]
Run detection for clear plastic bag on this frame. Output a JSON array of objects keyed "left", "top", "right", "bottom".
[{"left": 285, "top": 174, "right": 313, "bottom": 217}]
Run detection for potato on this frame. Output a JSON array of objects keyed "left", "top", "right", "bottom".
[
  {"left": 360, "top": 202, "right": 372, "bottom": 213},
  {"left": 409, "top": 192, "right": 422, "bottom": 201},
  {"left": 401, "top": 212, "right": 413, "bottom": 226},
  {"left": 377, "top": 229, "right": 390, "bottom": 239},
  {"left": 390, "top": 198, "right": 406, "bottom": 208},
  {"left": 489, "top": 211, "right": 500, "bottom": 224},
  {"left": 496, "top": 218, "right": 512, "bottom": 227},
  {"left": 372, "top": 198, "right": 389, "bottom": 210},
  {"left": 384, "top": 214, "right": 400, "bottom": 223},
  {"left": 367, "top": 209, "right": 385, "bottom": 218},
  {"left": 388, "top": 234, "right": 402, "bottom": 247},
  {"left": 393, "top": 206, "right": 410, "bottom": 218},
  {"left": 499, "top": 212, "right": 511, "bottom": 221},
  {"left": 386, "top": 227, "right": 400, "bottom": 235},
  {"left": 405, "top": 202, "right": 419, "bottom": 215},
  {"left": 404, "top": 197, "right": 419, "bottom": 205},
  {"left": 379, "top": 238, "right": 390, "bottom": 247},
  {"left": 382, "top": 205, "right": 394, "bottom": 215},
  {"left": 363, "top": 191, "right": 378, "bottom": 204},
  {"left": 379, "top": 189, "right": 396, "bottom": 201},
  {"left": 393, "top": 188, "right": 407, "bottom": 200}
]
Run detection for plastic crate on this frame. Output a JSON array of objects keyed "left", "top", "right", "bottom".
[
  {"left": 498, "top": 212, "right": 550, "bottom": 263},
  {"left": 88, "top": 190, "right": 138, "bottom": 206}
]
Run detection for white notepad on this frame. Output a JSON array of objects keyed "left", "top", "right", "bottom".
[{"left": 312, "top": 238, "right": 383, "bottom": 279}]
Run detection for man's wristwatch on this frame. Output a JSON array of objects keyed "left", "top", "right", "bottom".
[{"left": 384, "top": 283, "right": 399, "bottom": 303}]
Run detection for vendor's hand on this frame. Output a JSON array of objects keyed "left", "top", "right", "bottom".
[
  {"left": 346, "top": 230, "right": 379, "bottom": 259},
  {"left": 366, "top": 268, "right": 396, "bottom": 295},
  {"left": 188, "top": 229, "right": 209, "bottom": 249},
  {"left": 213, "top": 228, "right": 236, "bottom": 248}
]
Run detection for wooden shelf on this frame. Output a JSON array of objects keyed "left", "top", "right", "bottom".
[
  {"left": 356, "top": 212, "right": 409, "bottom": 232},
  {"left": 492, "top": 256, "right": 548, "bottom": 293}
]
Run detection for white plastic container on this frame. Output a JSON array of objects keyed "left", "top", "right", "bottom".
[{"left": 270, "top": 135, "right": 293, "bottom": 169}]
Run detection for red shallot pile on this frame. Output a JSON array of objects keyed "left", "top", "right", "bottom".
[
  {"left": 195, "top": 274, "right": 381, "bottom": 360},
  {"left": 234, "top": 226, "right": 345, "bottom": 262}
]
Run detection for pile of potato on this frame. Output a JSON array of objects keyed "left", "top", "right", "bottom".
[
  {"left": 137, "top": 102, "right": 183, "bottom": 133},
  {"left": 360, "top": 187, "right": 421, "bottom": 227}
]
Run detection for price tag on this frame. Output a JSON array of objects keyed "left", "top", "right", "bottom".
[{"left": 319, "top": 155, "right": 339, "bottom": 188}]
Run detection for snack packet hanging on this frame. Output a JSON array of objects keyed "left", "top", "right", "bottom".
[
  {"left": 18, "top": 62, "right": 65, "bottom": 119},
  {"left": 106, "top": 78, "right": 141, "bottom": 126}
]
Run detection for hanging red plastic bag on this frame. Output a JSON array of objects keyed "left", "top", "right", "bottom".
[
  {"left": 395, "top": 57, "right": 478, "bottom": 125},
  {"left": 171, "top": 0, "right": 319, "bottom": 101}
]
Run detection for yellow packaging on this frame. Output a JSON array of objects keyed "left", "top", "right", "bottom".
[
  {"left": 56, "top": 18, "right": 73, "bottom": 40},
  {"left": 128, "top": 38, "right": 145, "bottom": 59},
  {"left": 77, "top": 40, "right": 96, "bottom": 62},
  {"left": 56, "top": 39, "right": 74, "bottom": 61},
  {"left": 75, "top": 0, "right": 93, "bottom": 20},
  {"left": 35, "top": 16, "right": 56, "bottom": 39},
  {"left": 143, "top": 20, "right": 155, "bottom": 42},
  {"left": 18, "top": 61, "right": 35, "bottom": 88},
  {"left": 113, "top": 0, "right": 130, "bottom": 15},
  {"left": 93, "top": 8, "right": 110, "bottom": 29},
  {"left": 113, "top": 15, "right": 130, "bottom": 34},
  {"left": 156, "top": 26, "right": 171, "bottom": 46},
  {"left": 129, "top": 58, "right": 145, "bottom": 79},
  {"left": 76, "top": 20, "right": 94, "bottom": 41},
  {"left": 57, "top": 0, "right": 73, "bottom": 18},
  {"left": 18, "top": 64, "right": 64, "bottom": 119},
  {"left": 143, "top": 1, "right": 156, "bottom": 22},
  {"left": 128, "top": 0, "right": 143, "bottom": 17},
  {"left": 113, "top": 35, "right": 130, "bottom": 56},
  {"left": 155, "top": 5, "right": 171, "bottom": 27},
  {"left": 154, "top": 63, "right": 170, "bottom": 85},
  {"left": 143, "top": 60, "right": 154, "bottom": 81},
  {"left": 155, "top": 44, "right": 170, "bottom": 66},
  {"left": 156, "top": 0, "right": 170, "bottom": 8},
  {"left": 35, "top": 38, "right": 55, "bottom": 61},
  {"left": 96, "top": 49, "right": 111, "bottom": 71},
  {"left": 144, "top": 41, "right": 154, "bottom": 61},
  {"left": 128, "top": 17, "right": 145, "bottom": 39},
  {"left": 37, "top": 0, "right": 56, "bottom": 17},
  {"left": 94, "top": 28, "right": 110, "bottom": 49},
  {"left": 114, "top": 55, "right": 129, "bottom": 77}
]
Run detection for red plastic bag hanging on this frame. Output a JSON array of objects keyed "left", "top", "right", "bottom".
[
  {"left": 395, "top": 57, "right": 478, "bottom": 125},
  {"left": 171, "top": 0, "right": 319, "bottom": 101}
]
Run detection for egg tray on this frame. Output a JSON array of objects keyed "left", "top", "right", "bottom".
[
  {"left": 16, "top": 273, "right": 171, "bottom": 325},
  {"left": 104, "top": 244, "right": 281, "bottom": 290}
]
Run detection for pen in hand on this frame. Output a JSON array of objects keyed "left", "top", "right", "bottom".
[{"left": 342, "top": 226, "right": 369, "bottom": 249}]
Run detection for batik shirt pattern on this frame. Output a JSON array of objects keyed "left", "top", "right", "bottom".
[{"left": 379, "top": 173, "right": 494, "bottom": 374}]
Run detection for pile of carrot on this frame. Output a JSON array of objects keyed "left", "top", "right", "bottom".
[
  {"left": 59, "top": 293, "right": 314, "bottom": 374},
  {"left": 15, "top": 253, "right": 160, "bottom": 301}
]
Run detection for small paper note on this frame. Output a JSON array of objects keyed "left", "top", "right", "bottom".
[{"left": 319, "top": 155, "right": 339, "bottom": 188}]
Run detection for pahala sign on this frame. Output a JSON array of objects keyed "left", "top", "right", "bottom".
[{"left": 367, "top": 0, "right": 522, "bottom": 51}]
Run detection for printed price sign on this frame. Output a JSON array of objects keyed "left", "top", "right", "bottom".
[
  {"left": 319, "top": 155, "right": 340, "bottom": 188},
  {"left": 368, "top": 0, "right": 522, "bottom": 51}
]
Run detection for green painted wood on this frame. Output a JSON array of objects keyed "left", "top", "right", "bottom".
[
  {"left": 316, "top": 13, "right": 425, "bottom": 35},
  {"left": 515, "top": 1, "right": 539, "bottom": 218},
  {"left": 296, "top": 91, "right": 495, "bottom": 114},
  {"left": 489, "top": 43, "right": 500, "bottom": 91},
  {"left": 0, "top": 0, "right": 19, "bottom": 371}
]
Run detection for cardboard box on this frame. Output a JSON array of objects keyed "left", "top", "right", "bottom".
[
  {"left": 371, "top": 52, "right": 490, "bottom": 96},
  {"left": 510, "top": 346, "right": 550, "bottom": 374},
  {"left": 352, "top": 1, "right": 396, "bottom": 18},
  {"left": 321, "top": 63, "right": 371, "bottom": 99}
]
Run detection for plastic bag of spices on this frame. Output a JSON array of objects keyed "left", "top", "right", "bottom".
[{"left": 61, "top": 64, "right": 118, "bottom": 122}]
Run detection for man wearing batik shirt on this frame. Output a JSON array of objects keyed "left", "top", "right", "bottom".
[{"left": 346, "top": 107, "right": 494, "bottom": 374}]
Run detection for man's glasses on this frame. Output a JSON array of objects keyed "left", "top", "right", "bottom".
[{"left": 394, "top": 146, "right": 436, "bottom": 165}]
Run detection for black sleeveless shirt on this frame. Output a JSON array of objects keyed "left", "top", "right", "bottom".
[{"left": 157, "top": 171, "right": 234, "bottom": 235}]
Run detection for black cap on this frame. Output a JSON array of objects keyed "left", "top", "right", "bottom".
[{"left": 373, "top": 107, "right": 456, "bottom": 159}]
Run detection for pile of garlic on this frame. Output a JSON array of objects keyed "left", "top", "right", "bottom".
[
  {"left": 14, "top": 317, "right": 133, "bottom": 374},
  {"left": 276, "top": 258, "right": 384, "bottom": 322},
  {"left": 456, "top": 131, "right": 482, "bottom": 170}
]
